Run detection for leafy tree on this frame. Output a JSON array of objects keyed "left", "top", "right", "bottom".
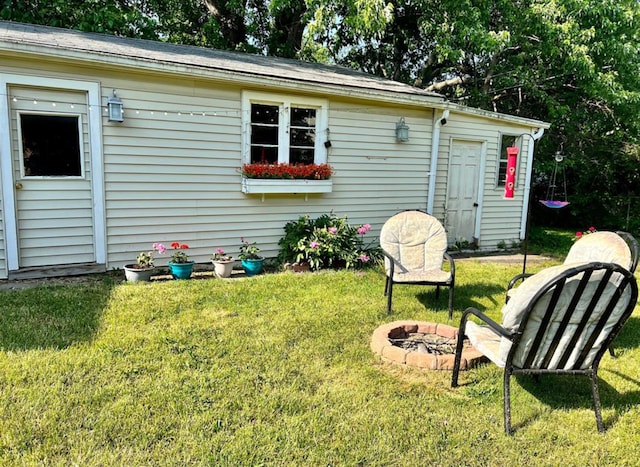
[{"left": 305, "top": 0, "right": 640, "bottom": 230}]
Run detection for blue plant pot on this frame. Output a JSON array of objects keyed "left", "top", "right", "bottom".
[
  {"left": 168, "top": 261, "right": 195, "bottom": 280},
  {"left": 241, "top": 258, "right": 264, "bottom": 276}
]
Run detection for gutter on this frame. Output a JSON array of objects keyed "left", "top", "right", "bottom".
[
  {"left": 520, "top": 127, "right": 546, "bottom": 239},
  {"left": 427, "top": 109, "right": 449, "bottom": 214}
]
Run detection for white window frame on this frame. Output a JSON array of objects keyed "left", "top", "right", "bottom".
[
  {"left": 496, "top": 133, "right": 523, "bottom": 188},
  {"left": 242, "top": 91, "right": 328, "bottom": 165}
]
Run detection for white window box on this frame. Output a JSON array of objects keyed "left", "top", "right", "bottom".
[{"left": 241, "top": 177, "right": 333, "bottom": 194}]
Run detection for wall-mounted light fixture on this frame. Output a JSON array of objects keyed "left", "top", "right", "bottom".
[
  {"left": 395, "top": 117, "right": 409, "bottom": 142},
  {"left": 107, "top": 90, "right": 124, "bottom": 122}
]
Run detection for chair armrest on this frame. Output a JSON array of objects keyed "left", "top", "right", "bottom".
[
  {"left": 460, "top": 307, "right": 514, "bottom": 340},
  {"left": 381, "top": 249, "right": 395, "bottom": 276},
  {"left": 444, "top": 251, "right": 455, "bottom": 278},
  {"left": 507, "top": 273, "right": 533, "bottom": 291}
]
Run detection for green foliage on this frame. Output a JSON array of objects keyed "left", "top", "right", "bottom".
[
  {"left": 135, "top": 251, "right": 154, "bottom": 268},
  {"left": 278, "top": 213, "right": 381, "bottom": 270},
  {"left": 0, "top": 0, "right": 158, "bottom": 38},
  {"left": 526, "top": 225, "right": 576, "bottom": 258},
  {"left": 238, "top": 238, "right": 261, "bottom": 260}
]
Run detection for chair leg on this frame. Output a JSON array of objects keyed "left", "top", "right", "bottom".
[
  {"left": 608, "top": 344, "right": 616, "bottom": 358},
  {"left": 384, "top": 276, "right": 389, "bottom": 296},
  {"left": 451, "top": 327, "right": 467, "bottom": 388},
  {"left": 386, "top": 281, "right": 394, "bottom": 314},
  {"left": 590, "top": 371, "right": 605, "bottom": 432},
  {"left": 435, "top": 285, "right": 441, "bottom": 300},
  {"left": 504, "top": 369, "right": 513, "bottom": 435},
  {"left": 448, "top": 285, "right": 454, "bottom": 320}
]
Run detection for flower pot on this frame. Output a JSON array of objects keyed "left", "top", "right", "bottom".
[
  {"left": 168, "top": 261, "right": 195, "bottom": 280},
  {"left": 241, "top": 258, "right": 264, "bottom": 277},
  {"left": 212, "top": 260, "right": 234, "bottom": 278},
  {"left": 124, "top": 264, "right": 155, "bottom": 283}
]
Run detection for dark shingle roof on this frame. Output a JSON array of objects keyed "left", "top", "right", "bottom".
[{"left": 0, "top": 20, "right": 443, "bottom": 101}]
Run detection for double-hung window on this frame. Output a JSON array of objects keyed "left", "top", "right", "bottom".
[
  {"left": 497, "top": 134, "right": 522, "bottom": 187},
  {"left": 242, "top": 91, "right": 328, "bottom": 165}
]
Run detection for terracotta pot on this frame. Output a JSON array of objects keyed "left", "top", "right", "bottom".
[{"left": 292, "top": 261, "right": 311, "bottom": 273}]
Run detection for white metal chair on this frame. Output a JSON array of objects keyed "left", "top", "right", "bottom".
[
  {"left": 452, "top": 261, "right": 638, "bottom": 435},
  {"left": 380, "top": 210, "right": 455, "bottom": 319}
]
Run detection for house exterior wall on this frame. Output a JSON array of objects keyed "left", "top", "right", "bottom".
[
  {"left": 437, "top": 112, "right": 536, "bottom": 249},
  {"left": 0, "top": 34, "right": 552, "bottom": 278},
  {"left": 0, "top": 56, "right": 438, "bottom": 277}
]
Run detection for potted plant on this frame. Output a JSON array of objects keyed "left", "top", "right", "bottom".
[
  {"left": 123, "top": 243, "right": 165, "bottom": 282},
  {"left": 211, "top": 248, "right": 234, "bottom": 278},
  {"left": 240, "top": 162, "right": 334, "bottom": 194},
  {"left": 238, "top": 237, "right": 264, "bottom": 276},
  {"left": 167, "top": 242, "right": 194, "bottom": 279}
]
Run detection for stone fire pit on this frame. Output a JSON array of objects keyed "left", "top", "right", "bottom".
[{"left": 370, "top": 320, "right": 486, "bottom": 370}]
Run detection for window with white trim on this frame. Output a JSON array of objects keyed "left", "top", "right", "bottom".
[
  {"left": 242, "top": 91, "right": 328, "bottom": 165},
  {"left": 19, "top": 113, "right": 83, "bottom": 177},
  {"left": 496, "top": 134, "right": 522, "bottom": 187}
]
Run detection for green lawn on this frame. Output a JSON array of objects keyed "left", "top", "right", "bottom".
[{"left": 1, "top": 256, "right": 640, "bottom": 465}]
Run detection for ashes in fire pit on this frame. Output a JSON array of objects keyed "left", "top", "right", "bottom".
[
  {"left": 370, "top": 320, "right": 486, "bottom": 371},
  {"left": 389, "top": 332, "right": 457, "bottom": 355}
]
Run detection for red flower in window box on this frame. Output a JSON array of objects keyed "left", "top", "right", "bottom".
[{"left": 241, "top": 163, "right": 333, "bottom": 180}]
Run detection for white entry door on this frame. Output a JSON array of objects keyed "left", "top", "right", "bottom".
[
  {"left": 446, "top": 140, "right": 483, "bottom": 245},
  {"left": 8, "top": 86, "right": 95, "bottom": 268}
]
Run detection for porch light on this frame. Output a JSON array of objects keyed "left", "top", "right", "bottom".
[
  {"left": 395, "top": 117, "right": 409, "bottom": 142},
  {"left": 107, "top": 90, "right": 124, "bottom": 122}
]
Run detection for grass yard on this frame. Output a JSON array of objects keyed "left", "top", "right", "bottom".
[{"left": 1, "top": 254, "right": 640, "bottom": 465}]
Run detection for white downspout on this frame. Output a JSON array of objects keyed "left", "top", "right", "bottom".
[
  {"left": 427, "top": 109, "right": 449, "bottom": 214},
  {"left": 520, "top": 127, "right": 546, "bottom": 239}
]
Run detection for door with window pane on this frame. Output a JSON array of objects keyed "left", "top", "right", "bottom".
[{"left": 9, "top": 86, "right": 95, "bottom": 268}]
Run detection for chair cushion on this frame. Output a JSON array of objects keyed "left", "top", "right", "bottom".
[
  {"left": 465, "top": 321, "right": 505, "bottom": 367},
  {"left": 499, "top": 263, "right": 633, "bottom": 369},
  {"left": 391, "top": 268, "right": 452, "bottom": 284},
  {"left": 380, "top": 211, "right": 447, "bottom": 275},
  {"left": 565, "top": 231, "right": 632, "bottom": 270}
]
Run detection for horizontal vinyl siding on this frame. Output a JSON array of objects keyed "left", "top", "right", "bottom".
[
  {"left": 101, "top": 83, "right": 436, "bottom": 267},
  {"left": 438, "top": 112, "right": 537, "bottom": 249},
  {"left": 2, "top": 53, "right": 541, "bottom": 270}
]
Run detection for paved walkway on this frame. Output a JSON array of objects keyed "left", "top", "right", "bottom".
[{"left": 454, "top": 253, "right": 555, "bottom": 264}]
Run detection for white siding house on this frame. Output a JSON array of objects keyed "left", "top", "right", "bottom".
[{"left": 0, "top": 21, "right": 550, "bottom": 279}]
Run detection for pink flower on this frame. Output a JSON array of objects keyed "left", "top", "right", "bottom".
[
  {"left": 357, "top": 224, "right": 371, "bottom": 235},
  {"left": 310, "top": 241, "right": 319, "bottom": 249},
  {"left": 153, "top": 243, "right": 166, "bottom": 254},
  {"left": 360, "top": 254, "right": 370, "bottom": 262},
  {"left": 588, "top": 226, "right": 596, "bottom": 232},
  {"left": 216, "top": 248, "right": 226, "bottom": 255},
  {"left": 328, "top": 227, "right": 338, "bottom": 234},
  {"left": 575, "top": 232, "right": 583, "bottom": 238}
]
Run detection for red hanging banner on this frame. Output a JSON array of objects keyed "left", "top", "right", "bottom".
[{"left": 504, "top": 146, "right": 519, "bottom": 199}]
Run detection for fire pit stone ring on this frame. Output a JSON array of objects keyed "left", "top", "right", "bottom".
[{"left": 370, "top": 320, "right": 486, "bottom": 370}]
